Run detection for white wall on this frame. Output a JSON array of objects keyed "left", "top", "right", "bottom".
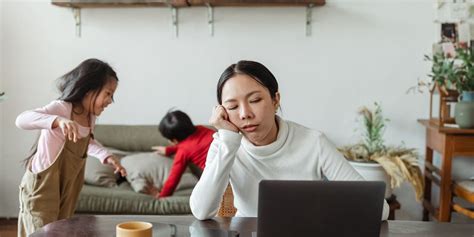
[{"left": 3, "top": 0, "right": 470, "bottom": 220}]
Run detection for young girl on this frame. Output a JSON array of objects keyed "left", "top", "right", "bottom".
[
  {"left": 190, "top": 60, "right": 389, "bottom": 220},
  {"left": 15, "top": 58, "right": 127, "bottom": 237}
]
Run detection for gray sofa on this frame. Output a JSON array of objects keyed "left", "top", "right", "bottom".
[{"left": 75, "top": 124, "right": 195, "bottom": 215}]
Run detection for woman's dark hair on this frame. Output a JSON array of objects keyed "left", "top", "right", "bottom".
[
  {"left": 159, "top": 110, "right": 196, "bottom": 142},
  {"left": 23, "top": 58, "right": 118, "bottom": 168},
  {"left": 217, "top": 60, "right": 279, "bottom": 104}
]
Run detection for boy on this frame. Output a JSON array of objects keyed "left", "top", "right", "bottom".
[{"left": 151, "top": 110, "right": 214, "bottom": 198}]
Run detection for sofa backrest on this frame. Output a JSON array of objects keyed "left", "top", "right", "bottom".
[{"left": 94, "top": 125, "right": 168, "bottom": 152}]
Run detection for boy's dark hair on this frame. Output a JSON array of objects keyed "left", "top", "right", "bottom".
[{"left": 159, "top": 110, "right": 196, "bottom": 142}]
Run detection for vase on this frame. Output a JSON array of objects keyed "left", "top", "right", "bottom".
[
  {"left": 349, "top": 161, "right": 392, "bottom": 198},
  {"left": 454, "top": 91, "right": 474, "bottom": 129}
]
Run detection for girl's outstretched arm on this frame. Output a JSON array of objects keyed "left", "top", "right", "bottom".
[{"left": 15, "top": 100, "right": 68, "bottom": 130}]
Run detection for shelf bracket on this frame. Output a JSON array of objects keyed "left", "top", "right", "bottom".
[
  {"left": 72, "top": 7, "right": 81, "bottom": 37},
  {"left": 207, "top": 4, "right": 214, "bottom": 36},
  {"left": 306, "top": 4, "right": 313, "bottom": 37}
]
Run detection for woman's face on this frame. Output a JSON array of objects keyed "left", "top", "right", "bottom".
[{"left": 221, "top": 74, "right": 280, "bottom": 146}]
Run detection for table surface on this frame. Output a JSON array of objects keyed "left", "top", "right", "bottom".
[
  {"left": 30, "top": 215, "right": 474, "bottom": 237},
  {"left": 418, "top": 119, "right": 474, "bottom": 134}
]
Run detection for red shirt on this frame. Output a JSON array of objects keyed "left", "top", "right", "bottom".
[{"left": 159, "top": 126, "right": 215, "bottom": 197}]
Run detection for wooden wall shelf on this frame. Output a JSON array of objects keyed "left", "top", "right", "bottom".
[
  {"left": 52, "top": 0, "right": 325, "bottom": 8},
  {"left": 52, "top": 0, "right": 324, "bottom": 37}
]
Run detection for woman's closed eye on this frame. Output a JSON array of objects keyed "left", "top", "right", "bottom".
[
  {"left": 250, "top": 98, "right": 262, "bottom": 103},
  {"left": 226, "top": 105, "right": 238, "bottom": 110}
]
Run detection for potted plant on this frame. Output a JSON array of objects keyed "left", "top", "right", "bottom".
[
  {"left": 408, "top": 48, "right": 462, "bottom": 127},
  {"left": 452, "top": 46, "right": 474, "bottom": 128},
  {"left": 338, "top": 102, "right": 424, "bottom": 201}
]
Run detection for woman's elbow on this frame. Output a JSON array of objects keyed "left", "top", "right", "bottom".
[
  {"left": 190, "top": 204, "right": 213, "bottom": 220},
  {"left": 192, "top": 210, "right": 213, "bottom": 221},
  {"left": 190, "top": 197, "right": 215, "bottom": 220}
]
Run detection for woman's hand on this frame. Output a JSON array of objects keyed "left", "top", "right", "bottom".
[
  {"left": 209, "top": 105, "right": 239, "bottom": 132},
  {"left": 105, "top": 156, "right": 127, "bottom": 177},
  {"left": 53, "top": 117, "right": 81, "bottom": 142},
  {"left": 151, "top": 146, "right": 167, "bottom": 155}
]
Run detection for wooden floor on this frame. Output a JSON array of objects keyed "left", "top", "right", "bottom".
[{"left": 0, "top": 219, "right": 17, "bottom": 237}]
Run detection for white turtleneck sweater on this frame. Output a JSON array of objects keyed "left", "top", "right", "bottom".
[{"left": 190, "top": 118, "right": 389, "bottom": 220}]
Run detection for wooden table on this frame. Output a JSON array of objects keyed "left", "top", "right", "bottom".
[
  {"left": 30, "top": 215, "right": 474, "bottom": 237},
  {"left": 418, "top": 119, "right": 474, "bottom": 222}
]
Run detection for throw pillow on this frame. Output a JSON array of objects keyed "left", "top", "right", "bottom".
[
  {"left": 120, "top": 152, "right": 198, "bottom": 194},
  {"left": 84, "top": 147, "right": 132, "bottom": 187}
]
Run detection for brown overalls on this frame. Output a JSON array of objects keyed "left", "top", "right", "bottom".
[{"left": 18, "top": 131, "right": 90, "bottom": 237}]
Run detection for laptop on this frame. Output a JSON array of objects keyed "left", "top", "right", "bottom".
[{"left": 257, "top": 180, "right": 385, "bottom": 237}]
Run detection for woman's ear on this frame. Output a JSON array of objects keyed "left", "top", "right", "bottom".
[{"left": 273, "top": 92, "right": 281, "bottom": 111}]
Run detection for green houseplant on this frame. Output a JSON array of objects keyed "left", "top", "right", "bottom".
[
  {"left": 409, "top": 45, "right": 474, "bottom": 128},
  {"left": 452, "top": 47, "right": 474, "bottom": 128},
  {"left": 338, "top": 102, "right": 424, "bottom": 201}
]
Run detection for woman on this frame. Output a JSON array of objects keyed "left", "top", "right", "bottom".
[{"left": 190, "top": 60, "right": 389, "bottom": 220}]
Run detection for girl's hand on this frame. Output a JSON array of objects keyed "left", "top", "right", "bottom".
[
  {"left": 209, "top": 105, "right": 239, "bottom": 132},
  {"left": 105, "top": 156, "right": 127, "bottom": 177},
  {"left": 151, "top": 146, "right": 166, "bottom": 155},
  {"left": 53, "top": 117, "right": 80, "bottom": 142}
]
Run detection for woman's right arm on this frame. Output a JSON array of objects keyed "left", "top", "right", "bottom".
[
  {"left": 190, "top": 105, "right": 241, "bottom": 220},
  {"left": 190, "top": 129, "right": 241, "bottom": 220}
]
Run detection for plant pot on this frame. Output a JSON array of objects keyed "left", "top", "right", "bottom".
[
  {"left": 455, "top": 91, "right": 474, "bottom": 129},
  {"left": 349, "top": 161, "right": 392, "bottom": 198}
]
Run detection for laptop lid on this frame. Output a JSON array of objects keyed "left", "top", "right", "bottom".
[{"left": 257, "top": 180, "right": 385, "bottom": 237}]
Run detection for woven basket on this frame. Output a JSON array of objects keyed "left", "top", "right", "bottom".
[{"left": 217, "top": 184, "right": 237, "bottom": 217}]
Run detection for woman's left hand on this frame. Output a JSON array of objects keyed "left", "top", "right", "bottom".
[{"left": 105, "top": 156, "right": 127, "bottom": 177}]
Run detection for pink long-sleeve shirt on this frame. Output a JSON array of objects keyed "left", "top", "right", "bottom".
[{"left": 15, "top": 100, "right": 112, "bottom": 173}]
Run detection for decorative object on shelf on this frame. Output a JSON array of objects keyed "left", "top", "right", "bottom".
[
  {"left": 408, "top": 43, "right": 462, "bottom": 127},
  {"left": 426, "top": 47, "right": 460, "bottom": 127},
  {"left": 338, "top": 102, "right": 424, "bottom": 201},
  {"left": 454, "top": 91, "right": 474, "bottom": 128},
  {"left": 51, "top": 0, "right": 324, "bottom": 37},
  {"left": 453, "top": 46, "right": 474, "bottom": 128}
]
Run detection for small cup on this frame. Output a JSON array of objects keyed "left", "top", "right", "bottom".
[{"left": 116, "top": 221, "right": 153, "bottom": 237}]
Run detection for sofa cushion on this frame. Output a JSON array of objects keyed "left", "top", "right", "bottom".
[
  {"left": 76, "top": 182, "right": 192, "bottom": 214},
  {"left": 94, "top": 125, "right": 169, "bottom": 152},
  {"left": 120, "top": 152, "right": 198, "bottom": 194},
  {"left": 84, "top": 147, "right": 132, "bottom": 187},
  {"left": 84, "top": 157, "right": 117, "bottom": 187}
]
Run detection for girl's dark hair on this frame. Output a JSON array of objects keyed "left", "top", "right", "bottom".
[
  {"left": 58, "top": 58, "right": 118, "bottom": 105},
  {"left": 217, "top": 60, "right": 279, "bottom": 104},
  {"left": 159, "top": 110, "right": 196, "bottom": 142},
  {"left": 23, "top": 58, "right": 118, "bottom": 168}
]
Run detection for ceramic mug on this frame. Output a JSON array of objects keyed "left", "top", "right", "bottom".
[{"left": 116, "top": 221, "right": 153, "bottom": 237}]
